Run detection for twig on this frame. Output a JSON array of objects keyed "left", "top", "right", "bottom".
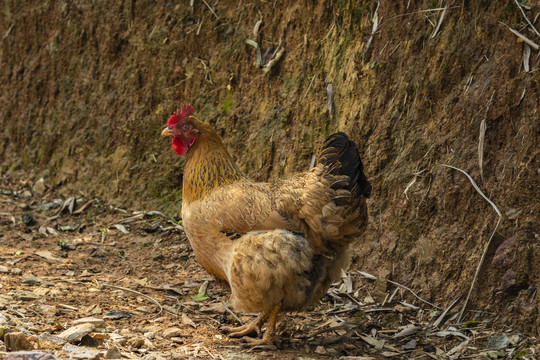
[
  {"left": 357, "top": 270, "right": 441, "bottom": 309},
  {"left": 431, "top": 295, "right": 462, "bottom": 328},
  {"left": 387, "top": 279, "right": 441, "bottom": 309},
  {"left": 103, "top": 283, "right": 163, "bottom": 317},
  {"left": 437, "top": 165, "right": 503, "bottom": 323},
  {"left": 2, "top": 23, "right": 13, "bottom": 42},
  {"left": 478, "top": 91, "right": 495, "bottom": 183},
  {"left": 431, "top": 6, "right": 448, "bottom": 38},
  {"left": 513, "top": 0, "right": 540, "bottom": 39},
  {"left": 303, "top": 322, "right": 358, "bottom": 339},
  {"left": 197, "top": 15, "right": 204, "bottom": 36},
  {"left": 502, "top": 22, "right": 540, "bottom": 50},
  {"left": 300, "top": 74, "right": 316, "bottom": 103},
  {"left": 201, "top": 0, "right": 219, "bottom": 19},
  {"left": 363, "top": 1, "right": 380, "bottom": 60},
  {"left": 377, "top": 6, "right": 459, "bottom": 33},
  {"left": 222, "top": 302, "right": 243, "bottom": 325},
  {"left": 263, "top": 46, "right": 284, "bottom": 74}
]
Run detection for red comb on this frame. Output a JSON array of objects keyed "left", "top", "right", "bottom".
[{"left": 168, "top": 104, "right": 194, "bottom": 127}]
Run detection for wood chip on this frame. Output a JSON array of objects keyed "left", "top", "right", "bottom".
[{"left": 113, "top": 224, "right": 129, "bottom": 234}]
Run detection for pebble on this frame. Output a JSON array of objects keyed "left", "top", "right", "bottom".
[
  {"left": 144, "top": 331, "right": 155, "bottom": 339},
  {"left": 72, "top": 317, "right": 104, "bottom": 327},
  {"left": 2, "top": 351, "right": 57, "bottom": 360},
  {"left": 161, "top": 327, "right": 183, "bottom": 338},
  {"left": 62, "top": 343, "right": 101, "bottom": 360},
  {"left": 0, "top": 265, "right": 9, "bottom": 273},
  {"left": 487, "top": 333, "right": 509, "bottom": 349},
  {"left": 32, "top": 178, "right": 46, "bottom": 195},
  {"left": 4, "top": 332, "right": 37, "bottom": 351},
  {"left": 57, "top": 322, "right": 95, "bottom": 342},
  {"left": 37, "top": 333, "right": 67, "bottom": 346},
  {"left": 402, "top": 339, "right": 417, "bottom": 350},
  {"left": 20, "top": 190, "right": 32, "bottom": 198},
  {"left": 170, "top": 337, "right": 183, "bottom": 344},
  {"left": 105, "top": 345, "right": 122, "bottom": 359},
  {"left": 12, "top": 268, "right": 22, "bottom": 275},
  {"left": 32, "top": 288, "right": 49, "bottom": 297},
  {"left": 14, "top": 291, "right": 39, "bottom": 301},
  {"left": 21, "top": 274, "right": 42, "bottom": 286},
  {"left": 127, "top": 336, "right": 145, "bottom": 349},
  {"left": 22, "top": 212, "right": 35, "bottom": 226}
]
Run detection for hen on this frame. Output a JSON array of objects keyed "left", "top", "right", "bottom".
[{"left": 161, "top": 104, "right": 371, "bottom": 346}]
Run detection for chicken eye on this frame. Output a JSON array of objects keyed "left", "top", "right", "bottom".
[{"left": 182, "top": 123, "right": 190, "bottom": 131}]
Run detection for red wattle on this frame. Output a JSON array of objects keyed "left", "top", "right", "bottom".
[{"left": 172, "top": 137, "right": 189, "bottom": 156}]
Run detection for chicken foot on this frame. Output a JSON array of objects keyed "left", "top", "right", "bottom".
[
  {"left": 221, "top": 303, "right": 281, "bottom": 346},
  {"left": 240, "top": 303, "right": 281, "bottom": 347}
]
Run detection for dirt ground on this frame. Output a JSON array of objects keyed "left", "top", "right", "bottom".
[{"left": 0, "top": 176, "right": 538, "bottom": 359}]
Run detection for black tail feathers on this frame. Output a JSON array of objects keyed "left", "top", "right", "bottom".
[{"left": 318, "top": 132, "right": 372, "bottom": 198}]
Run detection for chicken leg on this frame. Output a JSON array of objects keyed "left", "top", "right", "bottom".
[{"left": 221, "top": 303, "right": 281, "bottom": 346}]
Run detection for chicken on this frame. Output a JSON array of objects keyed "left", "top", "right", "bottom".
[{"left": 161, "top": 104, "right": 371, "bottom": 346}]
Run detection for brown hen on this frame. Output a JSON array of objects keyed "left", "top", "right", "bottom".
[{"left": 161, "top": 104, "right": 371, "bottom": 346}]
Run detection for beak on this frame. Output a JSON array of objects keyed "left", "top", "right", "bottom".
[{"left": 161, "top": 127, "right": 174, "bottom": 137}]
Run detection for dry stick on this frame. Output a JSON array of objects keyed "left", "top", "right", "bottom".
[
  {"left": 437, "top": 165, "right": 503, "bottom": 323},
  {"left": 222, "top": 302, "right": 243, "bottom": 325},
  {"left": 300, "top": 74, "right": 316, "bottom": 103},
  {"left": 103, "top": 283, "right": 163, "bottom": 317},
  {"left": 386, "top": 279, "right": 441, "bottom": 309},
  {"left": 357, "top": 270, "right": 440, "bottom": 309},
  {"left": 502, "top": 23, "right": 540, "bottom": 50},
  {"left": 478, "top": 91, "right": 495, "bottom": 183},
  {"left": 201, "top": 0, "right": 219, "bottom": 19},
  {"left": 513, "top": 0, "right": 540, "bottom": 39},
  {"left": 431, "top": 6, "right": 448, "bottom": 38}
]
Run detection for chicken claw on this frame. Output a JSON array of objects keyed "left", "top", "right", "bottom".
[
  {"left": 221, "top": 321, "right": 262, "bottom": 338},
  {"left": 222, "top": 303, "right": 281, "bottom": 347}
]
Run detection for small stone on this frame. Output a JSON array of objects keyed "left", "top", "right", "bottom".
[
  {"left": 22, "top": 274, "right": 42, "bottom": 286},
  {"left": 105, "top": 345, "right": 122, "bottom": 359},
  {"left": 72, "top": 317, "right": 104, "bottom": 327},
  {"left": 0, "top": 265, "right": 9, "bottom": 273},
  {"left": 32, "top": 288, "right": 49, "bottom": 297},
  {"left": 487, "top": 333, "right": 509, "bottom": 349},
  {"left": 127, "top": 336, "right": 145, "bottom": 349},
  {"left": 3, "top": 351, "right": 57, "bottom": 360},
  {"left": 22, "top": 212, "right": 35, "bottom": 226},
  {"left": 14, "top": 291, "right": 39, "bottom": 301},
  {"left": 12, "top": 268, "right": 22, "bottom": 275},
  {"left": 161, "top": 327, "right": 183, "bottom": 338},
  {"left": 57, "top": 323, "right": 95, "bottom": 342},
  {"left": 144, "top": 331, "right": 155, "bottom": 339},
  {"left": 402, "top": 339, "right": 417, "bottom": 350},
  {"left": 20, "top": 190, "right": 33, "bottom": 198},
  {"left": 39, "top": 305, "right": 57, "bottom": 317},
  {"left": 32, "top": 178, "right": 46, "bottom": 195},
  {"left": 485, "top": 350, "right": 505, "bottom": 359},
  {"left": 119, "top": 328, "right": 132, "bottom": 336},
  {"left": 170, "top": 337, "right": 183, "bottom": 344},
  {"left": 79, "top": 334, "right": 102, "bottom": 347},
  {"left": 4, "top": 332, "right": 36, "bottom": 351},
  {"left": 37, "top": 333, "right": 67, "bottom": 346},
  {"left": 62, "top": 343, "right": 101, "bottom": 360},
  {"left": 103, "top": 311, "right": 131, "bottom": 320},
  {"left": 314, "top": 346, "right": 327, "bottom": 355},
  {"left": 141, "top": 353, "right": 166, "bottom": 360}
]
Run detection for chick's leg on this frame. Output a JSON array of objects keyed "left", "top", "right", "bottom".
[
  {"left": 241, "top": 303, "right": 281, "bottom": 346},
  {"left": 221, "top": 308, "right": 272, "bottom": 338}
]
